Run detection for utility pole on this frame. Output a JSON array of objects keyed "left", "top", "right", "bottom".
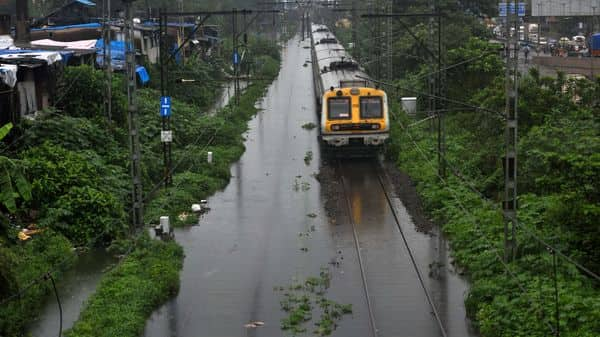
[
  {"left": 301, "top": 11, "right": 305, "bottom": 40},
  {"left": 158, "top": 8, "right": 172, "bottom": 187},
  {"left": 232, "top": 8, "right": 240, "bottom": 105},
  {"left": 436, "top": 1, "right": 445, "bottom": 179},
  {"left": 385, "top": 0, "right": 393, "bottom": 82},
  {"left": 103, "top": 0, "right": 113, "bottom": 122},
  {"left": 503, "top": 0, "right": 519, "bottom": 263},
  {"left": 124, "top": 0, "right": 144, "bottom": 229},
  {"left": 178, "top": 0, "right": 184, "bottom": 63},
  {"left": 351, "top": 0, "right": 359, "bottom": 61},
  {"left": 428, "top": 0, "right": 436, "bottom": 131},
  {"left": 14, "top": 0, "right": 30, "bottom": 46}
]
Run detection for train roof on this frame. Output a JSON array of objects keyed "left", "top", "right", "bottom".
[
  {"left": 311, "top": 24, "right": 330, "bottom": 33},
  {"left": 311, "top": 24, "right": 374, "bottom": 89}
]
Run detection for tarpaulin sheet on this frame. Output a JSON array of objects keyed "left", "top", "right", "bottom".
[
  {"left": 75, "top": 0, "right": 96, "bottom": 6},
  {"left": 0, "top": 51, "right": 63, "bottom": 65},
  {"left": 31, "top": 23, "right": 101, "bottom": 31},
  {"left": 0, "top": 64, "right": 17, "bottom": 88},
  {"left": 95, "top": 39, "right": 128, "bottom": 70},
  {"left": 31, "top": 39, "right": 98, "bottom": 50},
  {"left": 136, "top": 66, "right": 150, "bottom": 84},
  {"left": 593, "top": 34, "right": 600, "bottom": 51},
  {"left": 0, "top": 35, "right": 14, "bottom": 50}
]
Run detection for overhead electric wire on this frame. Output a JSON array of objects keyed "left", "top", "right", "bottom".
[
  {"left": 393, "top": 112, "right": 557, "bottom": 334},
  {"left": 400, "top": 119, "right": 600, "bottom": 283},
  {"left": 356, "top": 75, "right": 506, "bottom": 119}
]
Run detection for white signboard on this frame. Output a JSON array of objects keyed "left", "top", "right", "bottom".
[
  {"left": 161, "top": 131, "right": 173, "bottom": 143},
  {"left": 532, "top": 0, "right": 600, "bottom": 17}
]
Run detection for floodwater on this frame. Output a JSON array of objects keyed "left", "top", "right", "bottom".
[
  {"left": 28, "top": 56, "right": 251, "bottom": 337},
  {"left": 29, "top": 249, "right": 116, "bottom": 337},
  {"left": 208, "top": 80, "right": 249, "bottom": 115},
  {"left": 143, "top": 36, "right": 479, "bottom": 337}
]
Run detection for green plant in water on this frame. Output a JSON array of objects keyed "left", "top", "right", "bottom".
[
  {"left": 276, "top": 267, "right": 352, "bottom": 336},
  {"left": 304, "top": 151, "right": 313, "bottom": 166},
  {"left": 301, "top": 122, "right": 317, "bottom": 130}
]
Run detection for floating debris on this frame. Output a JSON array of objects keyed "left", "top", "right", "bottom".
[
  {"left": 307, "top": 213, "right": 317, "bottom": 218},
  {"left": 301, "top": 122, "right": 317, "bottom": 130}
]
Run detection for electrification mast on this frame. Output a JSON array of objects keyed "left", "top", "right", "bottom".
[{"left": 503, "top": 0, "right": 519, "bottom": 262}]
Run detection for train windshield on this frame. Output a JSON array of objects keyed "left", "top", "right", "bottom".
[
  {"left": 328, "top": 97, "right": 351, "bottom": 119},
  {"left": 360, "top": 97, "right": 383, "bottom": 118}
]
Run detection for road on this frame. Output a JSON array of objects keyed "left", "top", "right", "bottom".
[{"left": 143, "top": 36, "right": 478, "bottom": 337}]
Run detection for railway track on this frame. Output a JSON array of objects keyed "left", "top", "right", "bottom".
[{"left": 336, "top": 159, "right": 448, "bottom": 337}]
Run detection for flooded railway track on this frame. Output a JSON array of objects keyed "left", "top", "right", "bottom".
[{"left": 336, "top": 159, "right": 448, "bottom": 337}]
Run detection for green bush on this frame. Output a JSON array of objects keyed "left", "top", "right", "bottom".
[
  {"left": 56, "top": 65, "right": 127, "bottom": 124},
  {"left": 0, "top": 231, "right": 74, "bottom": 337},
  {"left": 65, "top": 235, "right": 183, "bottom": 337},
  {"left": 20, "top": 143, "right": 128, "bottom": 244}
]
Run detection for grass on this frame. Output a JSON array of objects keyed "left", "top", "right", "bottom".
[{"left": 65, "top": 235, "right": 183, "bottom": 337}]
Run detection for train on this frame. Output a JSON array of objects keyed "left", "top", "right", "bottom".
[{"left": 310, "top": 24, "right": 389, "bottom": 153}]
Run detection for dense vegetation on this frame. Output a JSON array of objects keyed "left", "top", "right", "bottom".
[
  {"left": 0, "top": 34, "right": 281, "bottom": 336},
  {"left": 331, "top": 1, "right": 600, "bottom": 336},
  {"left": 65, "top": 235, "right": 184, "bottom": 337}
]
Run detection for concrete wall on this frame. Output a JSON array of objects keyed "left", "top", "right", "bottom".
[{"left": 533, "top": 56, "right": 600, "bottom": 77}]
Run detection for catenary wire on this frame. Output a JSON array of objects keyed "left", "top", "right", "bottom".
[{"left": 394, "top": 111, "right": 557, "bottom": 334}]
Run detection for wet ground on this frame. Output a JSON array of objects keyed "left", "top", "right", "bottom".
[
  {"left": 143, "top": 36, "right": 479, "bottom": 337},
  {"left": 29, "top": 249, "right": 116, "bottom": 337}
]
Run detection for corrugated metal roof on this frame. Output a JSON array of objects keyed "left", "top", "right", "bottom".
[
  {"left": 74, "top": 0, "right": 96, "bottom": 7},
  {"left": 31, "top": 23, "right": 101, "bottom": 31}
]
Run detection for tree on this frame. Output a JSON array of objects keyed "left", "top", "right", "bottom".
[{"left": 0, "top": 123, "right": 32, "bottom": 214}]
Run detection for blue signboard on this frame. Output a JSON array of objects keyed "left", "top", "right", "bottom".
[
  {"left": 518, "top": 2, "right": 526, "bottom": 17},
  {"left": 233, "top": 50, "right": 240, "bottom": 65},
  {"left": 160, "top": 96, "right": 171, "bottom": 117},
  {"left": 499, "top": 2, "right": 526, "bottom": 17},
  {"left": 499, "top": 3, "right": 507, "bottom": 17},
  {"left": 509, "top": 2, "right": 516, "bottom": 16}
]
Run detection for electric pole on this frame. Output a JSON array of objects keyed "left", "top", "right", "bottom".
[
  {"left": 436, "top": 1, "right": 445, "bottom": 179},
  {"left": 351, "top": 0, "right": 359, "bottom": 61},
  {"left": 103, "top": 0, "right": 112, "bottom": 122},
  {"left": 428, "top": 0, "right": 436, "bottom": 131},
  {"left": 158, "top": 8, "right": 172, "bottom": 188},
  {"left": 385, "top": 0, "right": 393, "bottom": 82},
  {"left": 503, "top": 0, "right": 519, "bottom": 263},
  {"left": 232, "top": 8, "right": 240, "bottom": 105},
  {"left": 124, "top": 0, "right": 144, "bottom": 229}
]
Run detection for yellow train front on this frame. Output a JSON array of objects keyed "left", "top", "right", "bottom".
[
  {"left": 321, "top": 86, "right": 389, "bottom": 148},
  {"left": 310, "top": 24, "right": 390, "bottom": 154}
]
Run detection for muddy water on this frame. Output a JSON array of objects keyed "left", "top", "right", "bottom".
[
  {"left": 29, "top": 249, "right": 116, "bottom": 337},
  {"left": 143, "top": 36, "right": 478, "bottom": 337},
  {"left": 334, "top": 161, "right": 479, "bottom": 337}
]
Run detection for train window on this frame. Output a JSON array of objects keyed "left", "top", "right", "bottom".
[
  {"left": 360, "top": 97, "right": 383, "bottom": 119},
  {"left": 328, "top": 97, "right": 351, "bottom": 119}
]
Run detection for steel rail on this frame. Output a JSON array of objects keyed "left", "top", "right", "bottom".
[
  {"left": 374, "top": 163, "right": 449, "bottom": 337},
  {"left": 337, "top": 161, "right": 379, "bottom": 337}
]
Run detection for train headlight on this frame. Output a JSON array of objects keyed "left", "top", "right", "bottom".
[
  {"left": 331, "top": 124, "right": 340, "bottom": 131},
  {"left": 371, "top": 124, "right": 381, "bottom": 130}
]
